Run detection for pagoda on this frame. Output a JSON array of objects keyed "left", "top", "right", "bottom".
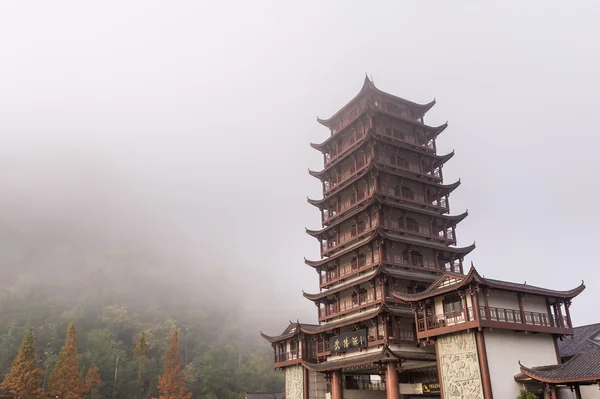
[
  {"left": 260, "top": 77, "right": 586, "bottom": 399},
  {"left": 261, "top": 76, "right": 476, "bottom": 398}
]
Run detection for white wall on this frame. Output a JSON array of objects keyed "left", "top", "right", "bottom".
[
  {"left": 487, "top": 290, "right": 518, "bottom": 310},
  {"left": 557, "top": 386, "right": 600, "bottom": 399},
  {"left": 484, "top": 330, "right": 558, "bottom": 399}
]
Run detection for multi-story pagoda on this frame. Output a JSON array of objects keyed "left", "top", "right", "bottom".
[
  {"left": 260, "top": 77, "right": 587, "bottom": 399},
  {"left": 261, "top": 76, "right": 475, "bottom": 399}
]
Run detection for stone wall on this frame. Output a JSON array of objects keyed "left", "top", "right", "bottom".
[
  {"left": 437, "top": 331, "right": 484, "bottom": 399},
  {"left": 308, "top": 370, "right": 327, "bottom": 399},
  {"left": 285, "top": 365, "right": 305, "bottom": 399}
]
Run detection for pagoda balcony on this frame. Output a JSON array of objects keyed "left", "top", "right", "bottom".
[
  {"left": 415, "top": 306, "right": 572, "bottom": 339},
  {"left": 375, "top": 126, "right": 435, "bottom": 154},
  {"left": 381, "top": 218, "right": 455, "bottom": 244},
  {"left": 385, "top": 253, "right": 462, "bottom": 274},
  {"left": 322, "top": 187, "right": 374, "bottom": 224},
  {"left": 319, "top": 254, "right": 380, "bottom": 288},
  {"left": 378, "top": 184, "right": 448, "bottom": 212},
  {"left": 316, "top": 331, "right": 416, "bottom": 358},
  {"left": 320, "top": 223, "right": 375, "bottom": 256},
  {"left": 375, "top": 154, "right": 442, "bottom": 181},
  {"left": 324, "top": 128, "right": 369, "bottom": 167},
  {"left": 319, "top": 293, "right": 383, "bottom": 321},
  {"left": 323, "top": 157, "right": 369, "bottom": 194}
]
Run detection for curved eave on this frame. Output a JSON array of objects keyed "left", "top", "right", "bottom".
[
  {"left": 306, "top": 197, "right": 378, "bottom": 237},
  {"left": 378, "top": 196, "right": 467, "bottom": 224},
  {"left": 435, "top": 150, "right": 455, "bottom": 165},
  {"left": 393, "top": 266, "right": 585, "bottom": 302},
  {"left": 304, "top": 232, "right": 378, "bottom": 267},
  {"left": 308, "top": 169, "right": 323, "bottom": 179},
  {"left": 302, "top": 267, "right": 381, "bottom": 301},
  {"left": 310, "top": 142, "right": 325, "bottom": 152},
  {"left": 308, "top": 163, "right": 374, "bottom": 207},
  {"left": 307, "top": 196, "right": 325, "bottom": 207},
  {"left": 373, "top": 163, "right": 461, "bottom": 193},
  {"left": 302, "top": 345, "right": 399, "bottom": 372},
  {"left": 429, "top": 122, "right": 448, "bottom": 138},
  {"left": 517, "top": 364, "right": 600, "bottom": 384},
  {"left": 380, "top": 230, "right": 476, "bottom": 256},
  {"left": 260, "top": 330, "right": 295, "bottom": 343},
  {"left": 316, "top": 76, "right": 373, "bottom": 128}
]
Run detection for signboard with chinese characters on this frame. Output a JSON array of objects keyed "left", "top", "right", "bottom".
[
  {"left": 329, "top": 329, "right": 368, "bottom": 354},
  {"left": 422, "top": 382, "right": 440, "bottom": 393}
]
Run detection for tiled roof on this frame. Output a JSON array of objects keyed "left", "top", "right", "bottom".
[
  {"left": 558, "top": 323, "right": 600, "bottom": 359},
  {"left": 516, "top": 350, "right": 600, "bottom": 383},
  {"left": 394, "top": 266, "right": 585, "bottom": 302},
  {"left": 302, "top": 346, "right": 399, "bottom": 372}
]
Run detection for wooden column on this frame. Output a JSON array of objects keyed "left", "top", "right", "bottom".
[
  {"left": 556, "top": 301, "right": 565, "bottom": 328},
  {"left": 564, "top": 300, "right": 573, "bottom": 328},
  {"left": 472, "top": 285, "right": 481, "bottom": 322},
  {"left": 482, "top": 287, "right": 491, "bottom": 321},
  {"left": 475, "top": 331, "right": 493, "bottom": 399},
  {"left": 422, "top": 302, "right": 428, "bottom": 332},
  {"left": 303, "top": 366, "right": 309, "bottom": 399},
  {"left": 517, "top": 293, "right": 526, "bottom": 324},
  {"left": 545, "top": 297, "right": 555, "bottom": 327},
  {"left": 461, "top": 290, "right": 469, "bottom": 321},
  {"left": 385, "top": 362, "right": 400, "bottom": 399},
  {"left": 331, "top": 370, "right": 343, "bottom": 399},
  {"left": 574, "top": 385, "right": 582, "bottom": 399}
]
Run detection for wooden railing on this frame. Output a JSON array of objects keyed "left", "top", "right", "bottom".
[
  {"left": 378, "top": 185, "right": 448, "bottom": 211},
  {"left": 325, "top": 129, "right": 368, "bottom": 166},
  {"left": 275, "top": 350, "right": 299, "bottom": 363},
  {"left": 322, "top": 185, "right": 375, "bottom": 223},
  {"left": 320, "top": 252, "right": 380, "bottom": 287},
  {"left": 417, "top": 306, "right": 570, "bottom": 332},
  {"left": 375, "top": 154, "right": 442, "bottom": 181},
  {"left": 321, "top": 222, "right": 371, "bottom": 253},
  {"left": 323, "top": 156, "right": 369, "bottom": 193},
  {"left": 381, "top": 218, "right": 455, "bottom": 243},
  {"left": 319, "top": 291, "right": 382, "bottom": 319}
]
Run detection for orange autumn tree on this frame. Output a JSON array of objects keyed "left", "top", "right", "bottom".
[
  {"left": 0, "top": 330, "right": 43, "bottom": 399},
  {"left": 48, "top": 322, "right": 84, "bottom": 399},
  {"left": 83, "top": 365, "right": 101, "bottom": 399},
  {"left": 153, "top": 328, "right": 191, "bottom": 399}
]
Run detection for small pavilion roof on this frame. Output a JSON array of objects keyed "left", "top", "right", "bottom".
[
  {"left": 515, "top": 351, "right": 600, "bottom": 384},
  {"left": 261, "top": 305, "right": 412, "bottom": 344},
  {"left": 260, "top": 321, "right": 320, "bottom": 343},
  {"left": 305, "top": 196, "right": 467, "bottom": 238},
  {"left": 316, "top": 76, "right": 435, "bottom": 129},
  {"left": 393, "top": 266, "right": 585, "bottom": 302},
  {"left": 304, "top": 229, "right": 475, "bottom": 268}
]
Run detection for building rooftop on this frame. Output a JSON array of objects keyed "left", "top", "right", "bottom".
[
  {"left": 515, "top": 350, "right": 600, "bottom": 384},
  {"left": 558, "top": 323, "right": 600, "bottom": 359}
]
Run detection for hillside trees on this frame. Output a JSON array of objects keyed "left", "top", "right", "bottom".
[{"left": 0, "top": 330, "right": 43, "bottom": 399}]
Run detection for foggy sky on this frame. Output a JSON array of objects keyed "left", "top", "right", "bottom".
[{"left": 1, "top": 1, "right": 599, "bottom": 332}]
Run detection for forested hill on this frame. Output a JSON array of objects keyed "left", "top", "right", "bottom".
[{"left": 0, "top": 235, "right": 283, "bottom": 399}]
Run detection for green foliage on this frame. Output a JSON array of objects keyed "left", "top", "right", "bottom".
[
  {"left": 518, "top": 390, "right": 539, "bottom": 399},
  {"left": 0, "top": 250, "right": 283, "bottom": 399}
]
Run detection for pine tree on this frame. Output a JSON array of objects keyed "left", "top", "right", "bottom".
[
  {"left": 0, "top": 330, "right": 43, "bottom": 399},
  {"left": 153, "top": 328, "right": 191, "bottom": 399},
  {"left": 134, "top": 331, "right": 149, "bottom": 399},
  {"left": 83, "top": 365, "right": 101, "bottom": 399},
  {"left": 48, "top": 323, "right": 84, "bottom": 399}
]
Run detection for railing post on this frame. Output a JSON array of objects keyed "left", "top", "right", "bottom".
[{"left": 517, "top": 293, "right": 527, "bottom": 324}]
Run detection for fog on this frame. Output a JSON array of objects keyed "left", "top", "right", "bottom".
[{"left": 1, "top": 1, "right": 599, "bottom": 335}]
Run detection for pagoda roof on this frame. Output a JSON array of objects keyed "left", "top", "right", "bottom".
[
  {"left": 302, "top": 345, "right": 400, "bottom": 372},
  {"left": 305, "top": 195, "right": 467, "bottom": 238},
  {"left": 316, "top": 76, "right": 435, "bottom": 129},
  {"left": 306, "top": 166, "right": 461, "bottom": 208},
  {"left": 308, "top": 146, "right": 454, "bottom": 181},
  {"left": 393, "top": 266, "right": 585, "bottom": 302},
  {"left": 515, "top": 351, "right": 600, "bottom": 384},
  {"left": 303, "top": 265, "right": 441, "bottom": 301},
  {"left": 304, "top": 229, "right": 475, "bottom": 268},
  {"left": 312, "top": 110, "right": 447, "bottom": 152}
]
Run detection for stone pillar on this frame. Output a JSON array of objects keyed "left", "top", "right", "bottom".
[
  {"left": 331, "top": 370, "right": 343, "bottom": 399},
  {"left": 385, "top": 362, "right": 400, "bottom": 399}
]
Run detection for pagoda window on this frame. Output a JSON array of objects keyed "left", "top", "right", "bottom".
[
  {"left": 397, "top": 157, "right": 409, "bottom": 168},
  {"left": 406, "top": 218, "right": 419, "bottom": 232},
  {"left": 401, "top": 187, "right": 414, "bottom": 200},
  {"left": 443, "top": 293, "right": 463, "bottom": 315},
  {"left": 410, "top": 250, "right": 423, "bottom": 266}
]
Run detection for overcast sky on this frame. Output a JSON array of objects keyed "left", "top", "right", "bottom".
[{"left": 1, "top": 1, "right": 598, "bottom": 331}]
